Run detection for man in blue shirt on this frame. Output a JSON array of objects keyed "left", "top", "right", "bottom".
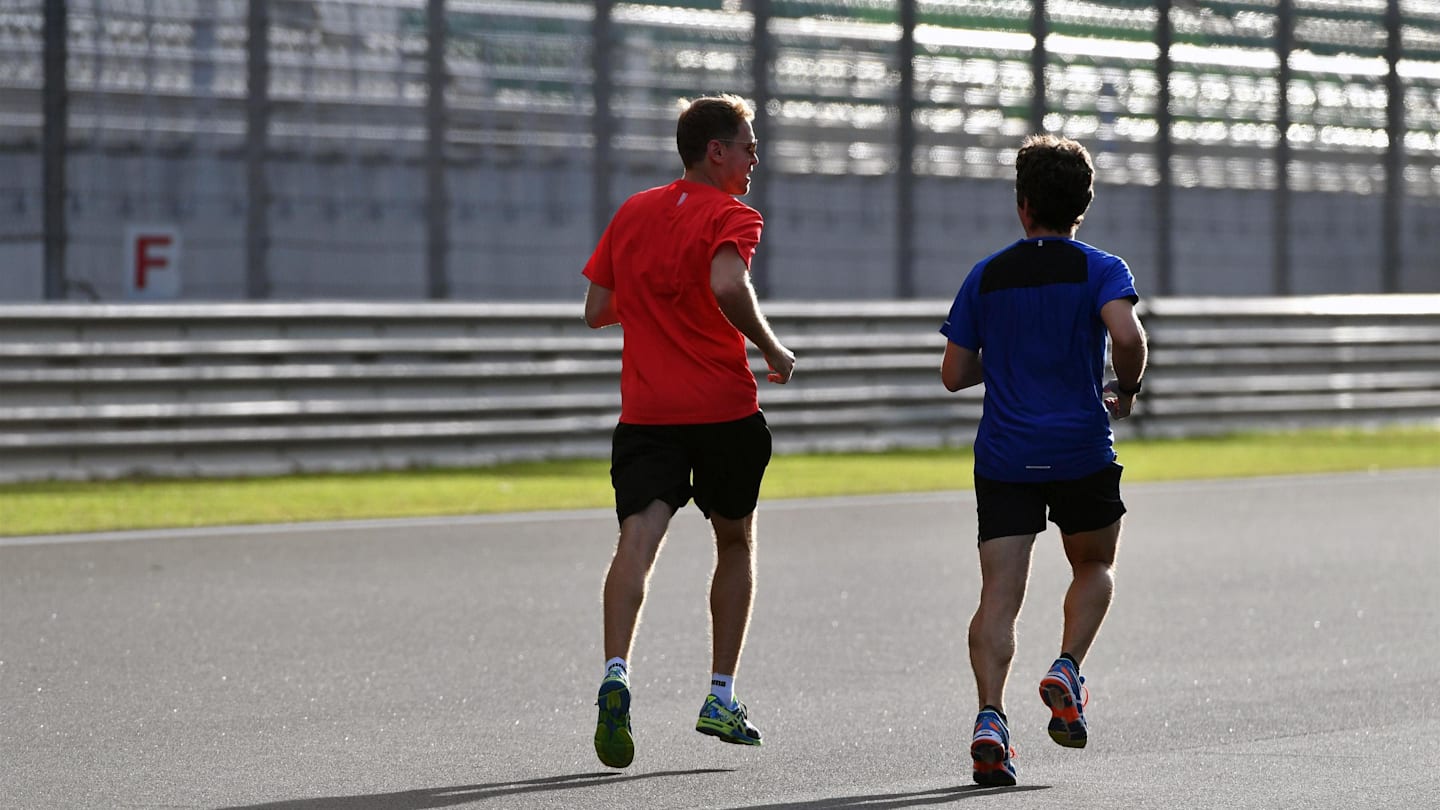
[{"left": 939, "top": 134, "right": 1148, "bottom": 787}]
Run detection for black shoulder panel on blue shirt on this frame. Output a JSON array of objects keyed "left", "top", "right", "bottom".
[{"left": 979, "top": 240, "right": 1088, "bottom": 294}]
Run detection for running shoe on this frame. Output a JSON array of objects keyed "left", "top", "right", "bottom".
[
  {"left": 695, "top": 695, "right": 762, "bottom": 745},
  {"left": 970, "top": 709, "right": 1017, "bottom": 787},
  {"left": 594, "top": 671, "right": 634, "bottom": 768},
  {"left": 1038, "top": 657, "right": 1088, "bottom": 748}
]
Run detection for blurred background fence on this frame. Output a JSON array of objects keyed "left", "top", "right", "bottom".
[{"left": 2, "top": 0, "right": 1439, "bottom": 303}]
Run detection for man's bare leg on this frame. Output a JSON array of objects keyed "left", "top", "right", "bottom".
[
  {"left": 708, "top": 511, "right": 757, "bottom": 677},
  {"left": 602, "top": 500, "right": 673, "bottom": 661},
  {"left": 1036, "top": 520, "right": 1121, "bottom": 751},
  {"left": 1058, "top": 521, "right": 1121, "bottom": 665},
  {"left": 969, "top": 534, "right": 1037, "bottom": 713},
  {"left": 595, "top": 499, "right": 671, "bottom": 769},
  {"left": 693, "top": 510, "right": 764, "bottom": 746}
]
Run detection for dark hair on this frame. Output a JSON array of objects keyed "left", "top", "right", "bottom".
[
  {"left": 676, "top": 94, "right": 754, "bottom": 169},
  {"left": 1014, "top": 134, "right": 1095, "bottom": 232}
]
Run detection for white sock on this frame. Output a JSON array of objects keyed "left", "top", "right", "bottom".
[
  {"left": 604, "top": 657, "right": 628, "bottom": 681},
  {"left": 709, "top": 672, "right": 735, "bottom": 707}
]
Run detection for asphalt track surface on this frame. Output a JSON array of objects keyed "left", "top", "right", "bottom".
[{"left": 3, "top": 469, "right": 1438, "bottom": 810}]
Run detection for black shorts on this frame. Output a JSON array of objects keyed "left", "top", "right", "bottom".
[
  {"left": 973, "top": 463, "right": 1126, "bottom": 543},
  {"left": 610, "top": 412, "right": 772, "bottom": 523}
]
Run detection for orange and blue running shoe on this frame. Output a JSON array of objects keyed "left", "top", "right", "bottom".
[
  {"left": 594, "top": 669, "right": 634, "bottom": 768},
  {"left": 1038, "top": 657, "right": 1088, "bottom": 748},
  {"left": 970, "top": 709, "right": 1017, "bottom": 786}
]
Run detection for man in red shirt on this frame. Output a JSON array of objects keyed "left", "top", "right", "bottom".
[{"left": 583, "top": 94, "right": 795, "bottom": 769}]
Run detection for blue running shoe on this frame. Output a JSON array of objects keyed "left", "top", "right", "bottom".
[
  {"left": 594, "top": 671, "right": 634, "bottom": 768},
  {"left": 970, "top": 709, "right": 1017, "bottom": 786},
  {"left": 695, "top": 695, "right": 762, "bottom": 745},
  {"left": 1039, "top": 657, "right": 1088, "bottom": 748}
]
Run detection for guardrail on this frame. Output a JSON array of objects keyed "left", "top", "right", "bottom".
[{"left": 1, "top": 297, "right": 1437, "bottom": 483}]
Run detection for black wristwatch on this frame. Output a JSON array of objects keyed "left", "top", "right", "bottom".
[{"left": 1117, "top": 379, "right": 1143, "bottom": 396}]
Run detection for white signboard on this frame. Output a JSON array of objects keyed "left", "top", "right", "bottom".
[{"left": 124, "top": 225, "right": 182, "bottom": 300}]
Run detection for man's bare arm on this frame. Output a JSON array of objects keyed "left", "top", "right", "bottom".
[
  {"left": 710, "top": 245, "right": 795, "bottom": 384},
  {"left": 1100, "top": 298, "right": 1148, "bottom": 418},
  {"left": 941, "top": 341, "right": 984, "bottom": 392},
  {"left": 584, "top": 282, "right": 619, "bottom": 329}
]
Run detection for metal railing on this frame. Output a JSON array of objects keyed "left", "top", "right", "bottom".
[{"left": 1, "top": 296, "right": 1438, "bottom": 482}]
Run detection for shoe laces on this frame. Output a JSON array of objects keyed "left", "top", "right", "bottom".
[
  {"left": 974, "top": 715, "right": 1005, "bottom": 736},
  {"left": 703, "top": 695, "right": 732, "bottom": 717}
]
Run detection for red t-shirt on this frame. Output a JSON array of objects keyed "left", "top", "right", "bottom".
[{"left": 583, "top": 179, "right": 764, "bottom": 425}]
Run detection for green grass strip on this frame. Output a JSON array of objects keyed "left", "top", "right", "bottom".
[{"left": 1, "top": 426, "right": 1435, "bottom": 538}]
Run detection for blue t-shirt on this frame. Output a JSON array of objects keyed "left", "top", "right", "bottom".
[{"left": 940, "top": 236, "right": 1139, "bottom": 482}]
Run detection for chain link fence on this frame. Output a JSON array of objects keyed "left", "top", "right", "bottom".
[{"left": 2, "top": 0, "right": 1438, "bottom": 301}]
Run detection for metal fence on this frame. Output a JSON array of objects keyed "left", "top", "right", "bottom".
[
  {"left": 4, "top": 1, "right": 1440, "bottom": 302},
  {"left": 1, "top": 296, "right": 1438, "bottom": 482}
]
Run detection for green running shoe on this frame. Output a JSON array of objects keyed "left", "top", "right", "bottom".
[
  {"left": 594, "top": 673, "right": 634, "bottom": 768},
  {"left": 695, "top": 694, "right": 762, "bottom": 746}
]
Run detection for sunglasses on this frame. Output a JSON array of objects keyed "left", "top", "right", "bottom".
[{"left": 717, "top": 139, "right": 759, "bottom": 158}]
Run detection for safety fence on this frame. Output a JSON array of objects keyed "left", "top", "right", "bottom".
[
  {"left": 1, "top": 296, "right": 1438, "bottom": 482},
  {"left": 7, "top": 1, "right": 1440, "bottom": 302}
]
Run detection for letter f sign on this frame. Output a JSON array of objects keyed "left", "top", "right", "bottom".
[
  {"left": 125, "top": 226, "right": 182, "bottom": 299},
  {"left": 135, "top": 234, "right": 172, "bottom": 289}
]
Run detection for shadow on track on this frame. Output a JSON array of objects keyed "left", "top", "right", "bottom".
[
  {"left": 218, "top": 769, "right": 734, "bottom": 809},
  {"left": 727, "top": 784, "right": 1051, "bottom": 809}
]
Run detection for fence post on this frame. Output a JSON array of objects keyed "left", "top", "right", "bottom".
[
  {"left": 1384, "top": 0, "right": 1404, "bottom": 293},
  {"left": 245, "top": 0, "right": 272, "bottom": 300},
  {"left": 591, "top": 0, "right": 614, "bottom": 247},
  {"left": 1275, "top": 0, "right": 1293, "bottom": 296},
  {"left": 1155, "top": 0, "right": 1174, "bottom": 296},
  {"left": 426, "top": 0, "right": 450, "bottom": 300},
  {"left": 1029, "top": 0, "right": 1047, "bottom": 135},
  {"left": 750, "top": 0, "right": 774, "bottom": 298},
  {"left": 895, "top": 0, "right": 916, "bottom": 299},
  {"left": 42, "top": 0, "right": 67, "bottom": 300}
]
